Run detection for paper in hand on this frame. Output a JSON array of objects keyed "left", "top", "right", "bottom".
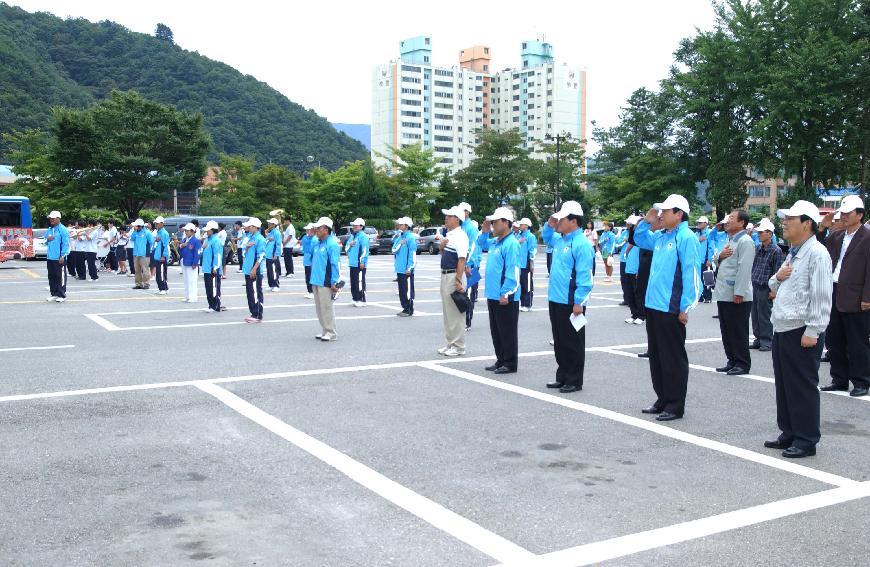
[{"left": 569, "top": 312, "right": 587, "bottom": 332}]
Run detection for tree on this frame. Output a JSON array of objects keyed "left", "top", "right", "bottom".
[
  {"left": 154, "top": 23, "right": 174, "bottom": 44},
  {"left": 388, "top": 143, "right": 442, "bottom": 225},
  {"left": 7, "top": 90, "right": 210, "bottom": 220},
  {"left": 454, "top": 129, "right": 533, "bottom": 215},
  {"left": 353, "top": 159, "right": 394, "bottom": 229}
]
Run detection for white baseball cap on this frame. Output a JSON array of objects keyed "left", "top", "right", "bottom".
[
  {"left": 519, "top": 217, "right": 532, "bottom": 227},
  {"left": 243, "top": 217, "right": 262, "bottom": 228},
  {"left": 441, "top": 206, "right": 465, "bottom": 218},
  {"left": 133, "top": 218, "right": 145, "bottom": 227},
  {"left": 351, "top": 218, "right": 365, "bottom": 226},
  {"left": 303, "top": 223, "right": 314, "bottom": 230},
  {"left": 697, "top": 216, "right": 709, "bottom": 224},
  {"left": 47, "top": 210, "right": 62, "bottom": 219},
  {"left": 269, "top": 209, "right": 284, "bottom": 217},
  {"left": 552, "top": 200, "right": 584, "bottom": 220},
  {"left": 777, "top": 200, "right": 821, "bottom": 223},
  {"left": 204, "top": 220, "right": 219, "bottom": 231},
  {"left": 395, "top": 216, "right": 413, "bottom": 227},
  {"left": 652, "top": 194, "right": 690, "bottom": 215},
  {"left": 838, "top": 195, "right": 864, "bottom": 214},
  {"left": 485, "top": 206, "right": 515, "bottom": 222},
  {"left": 747, "top": 222, "right": 755, "bottom": 230},
  {"left": 756, "top": 218, "right": 775, "bottom": 233},
  {"left": 267, "top": 218, "right": 280, "bottom": 225},
  {"left": 154, "top": 216, "right": 165, "bottom": 224},
  {"left": 315, "top": 216, "right": 333, "bottom": 229},
  {"left": 458, "top": 202, "right": 472, "bottom": 213},
  {"left": 625, "top": 214, "right": 640, "bottom": 225}
]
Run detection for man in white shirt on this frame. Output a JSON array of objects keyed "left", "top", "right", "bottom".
[
  {"left": 437, "top": 206, "right": 469, "bottom": 356},
  {"left": 282, "top": 218, "right": 297, "bottom": 278}
]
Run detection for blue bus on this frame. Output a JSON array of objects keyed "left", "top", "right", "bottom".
[{"left": 0, "top": 196, "right": 34, "bottom": 262}]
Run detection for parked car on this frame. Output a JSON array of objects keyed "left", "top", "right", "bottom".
[
  {"left": 416, "top": 227, "right": 443, "bottom": 255},
  {"left": 374, "top": 229, "right": 400, "bottom": 255},
  {"left": 335, "top": 225, "right": 380, "bottom": 254},
  {"left": 31, "top": 228, "right": 47, "bottom": 259}
]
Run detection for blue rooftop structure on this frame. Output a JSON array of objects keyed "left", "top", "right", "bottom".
[{"left": 399, "top": 36, "right": 432, "bottom": 65}]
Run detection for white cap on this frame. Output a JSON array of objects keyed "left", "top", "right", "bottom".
[
  {"left": 351, "top": 218, "right": 365, "bottom": 226},
  {"left": 441, "top": 206, "right": 465, "bottom": 218},
  {"left": 269, "top": 209, "right": 284, "bottom": 217},
  {"left": 747, "top": 222, "right": 755, "bottom": 230},
  {"left": 154, "top": 216, "right": 165, "bottom": 224},
  {"left": 315, "top": 216, "right": 333, "bottom": 229},
  {"left": 838, "top": 195, "right": 864, "bottom": 214},
  {"left": 652, "top": 194, "right": 690, "bottom": 215},
  {"left": 204, "top": 220, "right": 219, "bottom": 231},
  {"left": 266, "top": 218, "right": 279, "bottom": 225},
  {"left": 519, "top": 218, "right": 532, "bottom": 227},
  {"left": 395, "top": 216, "right": 413, "bottom": 227},
  {"left": 552, "top": 200, "right": 584, "bottom": 220},
  {"left": 243, "top": 217, "right": 262, "bottom": 228},
  {"left": 512, "top": 221, "right": 520, "bottom": 228},
  {"left": 458, "top": 202, "right": 472, "bottom": 213},
  {"left": 777, "top": 200, "right": 821, "bottom": 223},
  {"left": 47, "top": 210, "right": 62, "bottom": 219},
  {"left": 303, "top": 223, "right": 314, "bottom": 230},
  {"left": 756, "top": 218, "right": 775, "bottom": 233},
  {"left": 834, "top": 211, "right": 842, "bottom": 221},
  {"left": 183, "top": 223, "right": 196, "bottom": 231},
  {"left": 697, "top": 216, "right": 709, "bottom": 224},
  {"left": 485, "top": 206, "right": 515, "bottom": 222},
  {"left": 625, "top": 214, "right": 640, "bottom": 225},
  {"left": 133, "top": 218, "right": 145, "bottom": 227}
]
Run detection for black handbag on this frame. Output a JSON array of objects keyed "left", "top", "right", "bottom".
[{"left": 450, "top": 290, "right": 470, "bottom": 313}]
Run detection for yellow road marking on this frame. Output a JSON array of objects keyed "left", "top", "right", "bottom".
[{"left": 21, "top": 268, "right": 41, "bottom": 280}]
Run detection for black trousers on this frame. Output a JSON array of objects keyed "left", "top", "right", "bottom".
[
  {"left": 47, "top": 259, "right": 67, "bottom": 298},
  {"left": 773, "top": 327, "right": 824, "bottom": 450},
  {"left": 85, "top": 251, "right": 98, "bottom": 279},
  {"left": 623, "top": 272, "right": 641, "bottom": 319},
  {"left": 266, "top": 258, "right": 280, "bottom": 288},
  {"left": 66, "top": 251, "right": 78, "bottom": 277},
  {"left": 701, "top": 263, "right": 713, "bottom": 302},
  {"left": 155, "top": 260, "right": 168, "bottom": 290},
  {"left": 245, "top": 274, "right": 264, "bottom": 319},
  {"left": 827, "top": 291, "right": 870, "bottom": 389},
  {"left": 74, "top": 251, "right": 86, "bottom": 278},
  {"left": 126, "top": 248, "right": 134, "bottom": 273},
  {"left": 398, "top": 272, "right": 415, "bottom": 314},
  {"left": 107, "top": 248, "right": 118, "bottom": 270},
  {"left": 548, "top": 301, "right": 586, "bottom": 387},
  {"left": 204, "top": 272, "right": 222, "bottom": 311},
  {"left": 634, "top": 272, "right": 648, "bottom": 320},
  {"left": 645, "top": 308, "right": 689, "bottom": 415},
  {"left": 546, "top": 252, "right": 552, "bottom": 274},
  {"left": 350, "top": 266, "right": 366, "bottom": 302},
  {"left": 488, "top": 299, "right": 519, "bottom": 370},
  {"left": 304, "top": 265, "right": 312, "bottom": 293},
  {"left": 237, "top": 250, "right": 244, "bottom": 270},
  {"left": 283, "top": 248, "right": 295, "bottom": 274},
  {"left": 466, "top": 283, "right": 479, "bottom": 327},
  {"left": 620, "top": 262, "right": 630, "bottom": 303},
  {"left": 520, "top": 268, "right": 534, "bottom": 308},
  {"left": 717, "top": 300, "right": 752, "bottom": 369}
]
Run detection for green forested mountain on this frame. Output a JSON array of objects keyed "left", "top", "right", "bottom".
[{"left": 0, "top": 3, "right": 368, "bottom": 169}]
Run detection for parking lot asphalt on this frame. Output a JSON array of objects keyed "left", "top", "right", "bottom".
[{"left": 1, "top": 253, "right": 868, "bottom": 566}]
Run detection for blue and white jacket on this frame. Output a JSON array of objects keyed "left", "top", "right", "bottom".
[
  {"left": 310, "top": 235, "right": 341, "bottom": 286},
  {"left": 392, "top": 230, "right": 417, "bottom": 274},
  {"left": 633, "top": 219, "right": 700, "bottom": 314},
  {"left": 201, "top": 235, "right": 222, "bottom": 273},
  {"left": 345, "top": 230, "right": 369, "bottom": 268},
  {"left": 45, "top": 223, "right": 70, "bottom": 261},
  {"left": 477, "top": 232, "right": 521, "bottom": 302},
  {"left": 542, "top": 224, "right": 595, "bottom": 306}
]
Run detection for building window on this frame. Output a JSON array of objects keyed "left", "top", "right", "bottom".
[
  {"left": 401, "top": 65, "right": 421, "bottom": 73},
  {"left": 424, "top": 56, "right": 429, "bottom": 62},
  {"left": 435, "top": 80, "right": 453, "bottom": 87},
  {"left": 401, "top": 110, "right": 421, "bottom": 117},
  {"left": 401, "top": 122, "right": 421, "bottom": 128},
  {"left": 401, "top": 88, "right": 421, "bottom": 95},
  {"left": 748, "top": 185, "right": 771, "bottom": 198},
  {"left": 402, "top": 76, "right": 421, "bottom": 84}
]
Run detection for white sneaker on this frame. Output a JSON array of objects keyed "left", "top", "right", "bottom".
[
  {"left": 46, "top": 296, "right": 56, "bottom": 301},
  {"left": 549, "top": 339, "right": 554, "bottom": 346},
  {"left": 44, "top": 286, "right": 50, "bottom": 291},
  {"left": 55, "top": 297, "right": 66, "bottom": 303},
  {"left": 520, "top": 306, "right": 531, "bottom": 312},
  {"left": 269, "top": 287, "right": 276, "bottom": 292},
  {"left": 203, "top": 308, "right": 212, "bottom": 313},
  {"left": 304, "top": 293, "right": 313, "bottom": 299},
  {"left": 437, "top": 346, "right": 450, "bottom": 354},
  {"left": 633, "top": 318, "right": 644, "bottom": 325},
  {"left": 126, "top": 273, "right": 134, "bottom": 277},
  {"left": 314, "top": 333, "right": 323, "bottom": 340},
  {"left": 288, "top": 274, "right": 295, "bottom": 279},
  {"left": 442, "top": 347, "right": 465, "bottom": 357},
  {"left": 158, "top": 290, "right": 167, "bottom": 295},
  {"left": 320, "top": 335, "right": 336, "bottom": 342},
  {"left": 624, "top": 317, "right": 634, "bottom": 324}
]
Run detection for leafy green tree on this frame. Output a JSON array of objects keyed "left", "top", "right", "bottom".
[
  {"left": 454, "top": 129, "right": 533, "bottom": 215},
  {"left": 154, "top": 24, "right": 174, "bottom": 44},
  {"left": 353, "top": 159, "right": 394, "bottom": 229},
  {"left": 388, "top": 143, "right": 441, "bottom": 225}
]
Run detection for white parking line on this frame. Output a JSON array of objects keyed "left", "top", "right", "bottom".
[
  {"left": 497, "top": 482, "right": 870, "bottom": 567},
  {"left": 195, "top": 382, "right": 536, "bottom": 564},
  {"left": 0, "top": 345, "right": 75, "bottom": 353},
  {"left": 418, "top": 362, "right": 858, "bottom": 488}
]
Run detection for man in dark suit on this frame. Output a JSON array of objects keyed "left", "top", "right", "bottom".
[{"left": 818, "top": 195, "right": 870, "bottom": 397}]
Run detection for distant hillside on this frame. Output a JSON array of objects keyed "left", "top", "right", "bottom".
[
  {"left": 332, "top": 123, "right": 371, "bottom": 150},
  {"left": 0, "top": 3, "right": 368, "bottom": 169}
]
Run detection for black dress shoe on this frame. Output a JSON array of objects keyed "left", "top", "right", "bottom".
[
  {"left": 655, "top": 412, "right": 682, "bottom": 421},
  {"left": 618, "top": 301, "right": 628, "bottom": 306},
  {"left": 849, "top": 387, "right": 869, "bottom": 397},
  {"left": 782, "top": 446, "right": 816, "bottom": 458},
  {"left": 748, "top": 343, "right": 761, "bottom": 350},
  {"left": 820, "top": 384, "right": 848, "bottom": 392},
  {"left": 484, "top": 364, "right": 501, "bottom": 371},
  {"left": 726, "top": 367, "right": 750, "bottom": 376},
  {"left": 820, "top": 353, "right": 829, "bottom": 362},
  {"left": 763, "top": 439, "right": 791, "bottom": 450},
  {"left": 641, "top": 405, "right": 663, "bottom": 414},
  {"left": 494, "top": 367, "right": 516, "bottom": 375},
  {"left": 558, "top": 384, "right": 582, "bottom": 393},
  {"left": 759, "top": 346, "right": 771, "bottom": 352},
  {"left": 546, "top": 381, "right": 564, "bottom": 389},
  {"left": 637, "top": 352, "right": 649, "bottom": 358},
  {"left": 715, "top": 364, "right": 734, "bottom": 373},
  {"left": 712, "top": 314, "right": 719, "bottom": 319}
]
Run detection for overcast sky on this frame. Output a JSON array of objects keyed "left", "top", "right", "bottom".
[{"left": 12, "top": 0, "right": 718, "bottom": 154}]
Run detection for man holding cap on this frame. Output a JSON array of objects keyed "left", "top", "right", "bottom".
[
  {"left": 151, "top": 216, "right": 170, "bottom": 295},
  {"left": 817, "top": 195, "right": 870, "bottom": 397},
  {"left": 130, "top": 218, "right": 154, "bottom": 290},
  {"left": 541, "top": 201, "right": 595, "bottom": 393},
  {"left": 392, "top": 217, "right": 417, "bottom": 316},
  {"left": 477, "top": 207, "right": 522, "bottom": 372},
  {"left": 764, "top": 200, "right": 832, "bottom": 457},
  {"left": 437, "top": 206, "right": 469, "bottom": 356},
  {"left": 517, "top": 218, "right": 537, "bottom": 311},
  {"left": 241, "top": 217, "right": 267, "bottom": 322},
  {"left": 179, "top": 223, "right": 201, "bottom": 303},
  {"left": 458, "top": 202, "right": 480, "bottom": 329},
  {"left": 749, "top": 218, "right": 784, "bottom": 352},
  {"left": 345, "top": 218, "right": 369, "bottom": 307},
  {"left": 696, "top": 216, "right": 714, "bottom": 303},
  {"left": 202, "top": 221, "right": 223, "bottom": 312},
  {"left": 310, "top": 217, "right": 341, "bottom": 341},
  {"left": 266, "top": 218, "right": 282, "bottom": 292},
  {"left": 620, "top": 215, "right": 643, "bottom": 323},
  {"left": 633, "top": 194, "right": 700, "bottom": 420},
  {"left": 44, "top": 211, "right": 70, "bottom": 303},
  {"left": 301, "top": 223, "right": 315, "bottom": 299}
]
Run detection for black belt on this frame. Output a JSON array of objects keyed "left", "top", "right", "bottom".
[{"left": 441, "top": 269, "right": 456, "bottom": 274}]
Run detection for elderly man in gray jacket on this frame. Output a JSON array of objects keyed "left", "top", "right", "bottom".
[{"left": 713, "top": 209, "right": 757, "bottom": 375}]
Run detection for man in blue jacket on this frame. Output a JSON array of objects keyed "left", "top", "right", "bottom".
[
  {"left": 201, "top": 220, "right": 223, "bottom": 312},
  {"left": 541, "top": 201, "right": 595, "bottom": 393},
  {"left": 696, "top": 216, "right": 713, "bottom": 303},
  {"left": 458, "top": 203, "right": 480, "bottom": 330},
  {"left": 301, "top": 223, "right": 315, "bottom": 299},
  {"left": 179, "top": 222, "right": 201, "bottom": 303},
  {"left": 130, "top": 218, "right": 154, "bottom": 290},
  {"left": 632, "top": 194, "right": 701, "bottom": 421},
  {"left": 265, "top": 218, "right": 282, "bottom": 292},
  {"left": 310, "top": 217, "right": 341, "bottom": 341},
  {"left": 392, "top": 217, "right": 417, "bottom": 316},
  {"left": 478, "top": 207, "right": 522, "bottom": 373},
  {"left": 620, "top": 215, "right": 643, "bottom": 323},
  {"left": 518, "top": 218, "right": 538, "bottom": 311},
  {"left": 151, "top": 216, "right": 171, "bottom": 295},
  {"left": 241, "top": 217, "right": 267, "bottom": 323},
  {"left": 345, "top": 218, "right": 370, "bottom": 307},
  {"left": 44, "top": 210, "right": 70, "bottom": 303}
]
